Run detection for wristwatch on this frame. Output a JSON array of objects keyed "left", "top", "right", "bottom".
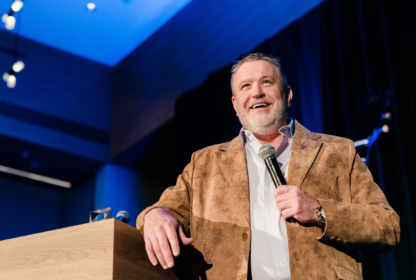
[{"left": 316, "top": 206, "right": 326, "bottom": 227}]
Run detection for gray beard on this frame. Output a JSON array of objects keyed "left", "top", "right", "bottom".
[{"left": 237, "top": 102, "right": 287, "bottom": 137}]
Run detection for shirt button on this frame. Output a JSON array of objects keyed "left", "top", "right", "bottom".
[
  {"left": 272, "top": 232, "right": 277, "bottom": 237},
  {"left": 242, "top": 233, "right": 249, "bottom": 241},
  {"left": 269, "top": 187, "right": 273, "bottom": 191},
  {"left": 280, "top": 262, "right": 284, "bottom": 267},
  {"left": 269, "top": 208, "right": 273, "bottom": 212}
]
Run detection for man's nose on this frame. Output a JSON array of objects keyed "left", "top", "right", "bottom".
[{"left": 251, "top": 83, "right": 265, "bottom": 99}]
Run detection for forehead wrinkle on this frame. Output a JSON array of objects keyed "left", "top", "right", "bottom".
[
  {"left": 238, "top": 75, "right": 276, "bottom": 86},
  {"left": 261, "top": 75, "right": 276, "bottom": 82}
]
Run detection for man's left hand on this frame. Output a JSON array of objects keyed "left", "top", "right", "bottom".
[{"left": 273, "top": 185, "right": 320, "bottom": 224}]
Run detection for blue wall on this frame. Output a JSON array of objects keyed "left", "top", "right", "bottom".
[
  {"left": 94, "top": 164, "right": 141, "bottom": 227},
  {"left": 0, "top": 173, "right": 63, "bottom": 240},
  {"left": 0, "top": 172, "right": 96, "bottom": 241}
]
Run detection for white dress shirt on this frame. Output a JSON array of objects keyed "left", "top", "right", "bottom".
[{"left": 240, "top": 118, "right": 294, "bottom": 280}]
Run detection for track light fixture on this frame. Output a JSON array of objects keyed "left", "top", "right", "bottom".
[
  {"left": 2, "top": 0, "right": 23, "bottom": 30},
  {"left": 2, "top": 1, "right": 25, "bottom": 89},
  {"left": 11, "top": 0, "right": 24, "bottom": 12},
  {"left": 3, "top": 61, "right": 24, "bottom": 88}
]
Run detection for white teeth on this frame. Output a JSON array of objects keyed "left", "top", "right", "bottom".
[{"left": 252, "top": 103, "right": 267, "bottom": 109}]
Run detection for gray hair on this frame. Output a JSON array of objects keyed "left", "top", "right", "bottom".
[{"left": 230, "top": 53, "right": 289, "bottom": 96}]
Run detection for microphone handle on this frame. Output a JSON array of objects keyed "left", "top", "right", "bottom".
[{"left": 264, "top": 156, "right": 286, "bottom": 188}]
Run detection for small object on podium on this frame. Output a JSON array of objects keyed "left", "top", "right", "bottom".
[
  {"left": 116, "top": 210, "right": 130, "bottom": 223},
  {"left": 90, "top": 207, "right": 111, "bottom": 222}
]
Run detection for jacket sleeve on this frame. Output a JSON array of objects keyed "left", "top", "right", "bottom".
[
  {"left": 315, "top": 141, "right": 400, "bottom": 251},
  {"left": 136, "top": 153, "right": 194, "bottom": 236}
]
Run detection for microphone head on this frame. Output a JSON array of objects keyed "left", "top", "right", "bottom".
[
  {"left": 116, "top": 210, "right": 130, "bottom": 223},
  {"left": 259, "top": 144, "right": 275, "bottom": 160}
]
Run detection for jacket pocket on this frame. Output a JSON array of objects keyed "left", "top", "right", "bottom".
[{"left": 333, "top": 265, "right": 363, "bottom": 280}]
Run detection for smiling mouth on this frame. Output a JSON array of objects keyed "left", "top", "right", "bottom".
[{"left": 250, "top": 103, "right": 270, "bottom": 109}]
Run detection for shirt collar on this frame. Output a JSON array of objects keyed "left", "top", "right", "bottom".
[{"left": 240, "top": 117, "right": 294, "bottom": 146}]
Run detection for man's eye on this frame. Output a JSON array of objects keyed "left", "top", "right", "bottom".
[
  {"left": 263, "top": 80, "right": 271, "bottom": 84},
  {"left": 242, "top": 84, "right": 249, "bottom": 89}
]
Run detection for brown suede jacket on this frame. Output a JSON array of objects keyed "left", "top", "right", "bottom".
[{"left": 137, "top": 120, "right": 400, "bottom": 280}]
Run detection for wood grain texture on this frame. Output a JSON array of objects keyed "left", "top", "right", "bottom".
[
  {"left": 0, "top": 219, "right": 114, "bottom": 279},
  {"left": 113, "top": 219, "right": 179, "bottom": 280},
  {"left": 0, "top": 219, "right": 179, "bottom": 279}
]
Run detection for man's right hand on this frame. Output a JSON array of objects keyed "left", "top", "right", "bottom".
[{"left": 144, "top": 208, "right": 193, "bottom": 269}]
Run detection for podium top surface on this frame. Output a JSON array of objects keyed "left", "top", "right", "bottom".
[{"left": 0, "top": 219, "right": 179, "bottom": 280}]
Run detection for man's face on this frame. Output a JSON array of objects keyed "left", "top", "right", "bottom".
[{"left": 231, "top": 60, "right": 292, "bottom": 136}]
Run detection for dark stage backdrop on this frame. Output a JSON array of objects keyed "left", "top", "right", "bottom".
[{"left": 126, "top": 0, "right": 415, "bottom": 279}]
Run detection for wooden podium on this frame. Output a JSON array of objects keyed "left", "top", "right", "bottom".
[{"left": 0, "top": 219, "right": 181, "bottom": 280}]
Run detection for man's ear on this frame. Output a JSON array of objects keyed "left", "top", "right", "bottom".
[
  {"left": 231, "top": 95, "right": 239, "bottom": 116},
  {"left": 286, "top": 86, "right": 293, "bottom": 108}
]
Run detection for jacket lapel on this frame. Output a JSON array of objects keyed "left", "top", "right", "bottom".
[
  {"left": 215, "top": 137, "right": 250, "bottom": 226},
  {"left": 213, "top": 121, "right": 322, "bottom": 226},
  {"left": 287, "top": 120, "right": 323, "bottom": 187}
]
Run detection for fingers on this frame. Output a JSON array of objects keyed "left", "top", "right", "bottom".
[
  {"left": 148, "top": 226, "right": 192, "bottom": 269},
  {"left": 145, "top": 237, "right": 158, "bottom": 266},
  {"left": 145, "top": 229, "right": 180, "bottom": 269},
  {"left": 178, "top": 226, "right": 193, "bottom": 245},
  {"left": 167, "top": 226, "right": 180, "bottom": 257},
  {"left": 274, "top": 191, "right": 289, "bottom": 204},
  {"left": 276, "top": 200, "right": 291, "bottom": 212},
  {"left": 157, "top": 233, "right": 175, "bottom": 268},
  {"left": 274, "top": 185, "right": 321, "bottom": 223},
  {"left": 274, "top": 185, "right": 303, "bottom": 203},
  {"left": 149, "top": 235, "right": 169, "bottom": 269},
  {"left": 275, "top": 185, "right": 292, "bottom": 195},
  {"left": 143, "top": 210, "right": 180, "bottom": 269},
  {"left": 281, "top": 208, "right": 295, "bottom": 220},
  {"left": 277, "top": 200, "right": 296, "bottom": 220}
]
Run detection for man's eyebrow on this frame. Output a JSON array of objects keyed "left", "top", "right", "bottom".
[
  {"left": 238, "top": 79, "right": 252, "bottom": 87},
  {"left": 237, "top": 75, "right": 277, "bottom": 88},
  {"left": 261, "top": 75, "right": 276, "bottom": 81}
]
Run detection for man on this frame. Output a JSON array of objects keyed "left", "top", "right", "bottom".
[{"left": 136, "top": 53, "right": 400, "bottom": 279}]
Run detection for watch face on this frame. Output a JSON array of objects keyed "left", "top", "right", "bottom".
[
  {"left": 320, "top": 208, "right": 326, "bottom": 219},
  {"left": 317, "top": 207, "right": 326, "bottom": 223}
]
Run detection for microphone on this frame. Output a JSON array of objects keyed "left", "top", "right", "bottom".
[
  {"left": 116, "top": 210, "right": 130, "bottom": 223},
  {"left": 259, "top": 144, "right": 286, "bottom": 188}
]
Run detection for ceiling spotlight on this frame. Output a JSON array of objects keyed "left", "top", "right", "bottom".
[
  {"left": 11, "top": 0, "right": 24, "bottom": 12},
  {"left": 3, "top": 61, "right": 25, "bottom": 88},
  {"left": 12, "top": 61, "right": 25, "bottom": 72},
  {"left": 2, "top": 14, "right": 8, "bottom": 23},
  {"left": 86, "top": 3, "right": 96, "bottom": 12},
  {"left": 2, "top": 72, "right": 9, "bottom": 82},
  {"left": 5, "top": 14, "right": 16, "bottom": 30},
  {"left": 6, "top": 75, "right": 16, "bottom": 88}
]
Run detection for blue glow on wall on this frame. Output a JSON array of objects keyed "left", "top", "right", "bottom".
[{"left": 94, "top": 164, "right": 140, "bottom": 227}]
